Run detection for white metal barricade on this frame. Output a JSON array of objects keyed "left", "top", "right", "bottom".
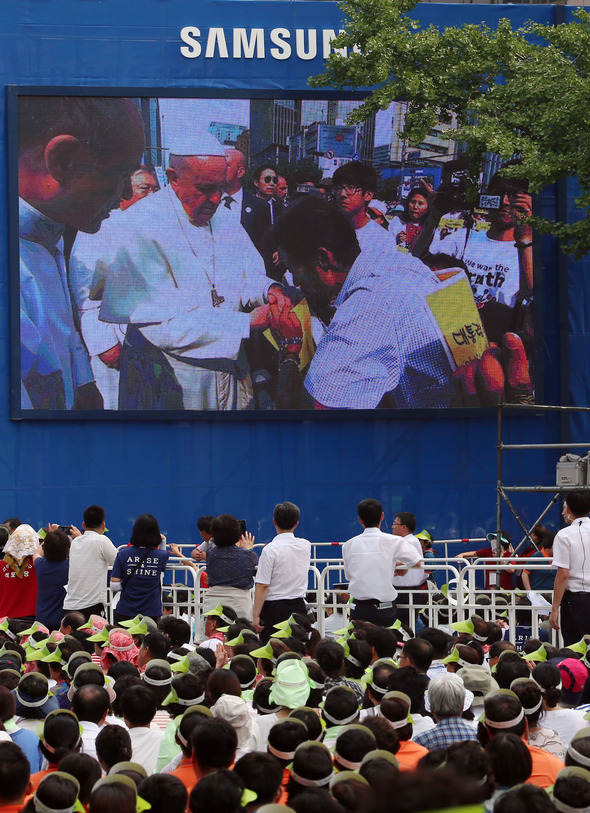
[
  {"left": 457, "top": 559, "right": 559, "bottom": 646},
  {"left": 316, "top": 561, "right": 464, "bottom": 637},
  {"left": 105, "top": 563, "right": 199, "bottom": 625},
  {"left": 103, "top": 548, "right": 558, "bottom": 650}
]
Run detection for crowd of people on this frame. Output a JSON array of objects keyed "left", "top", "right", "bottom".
[
  {"left": 1, "top": 493, "right": 590, "bottom": 812},
  {"left": 19, "top": 95, "right": 534, "bottom": 413}
]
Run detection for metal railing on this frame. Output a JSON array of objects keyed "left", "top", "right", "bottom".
[{"left": 104, "top": 552, "right": 559, "bottom": 649}]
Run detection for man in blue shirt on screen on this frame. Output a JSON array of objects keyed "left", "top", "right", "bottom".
[
  {"left": 272, "top": 197, "right": 456, "bottom": 409},
  {"left": 272, "top": 197, "right": 532, "bottom": 410},
  {"left": 17, "top": 95, "right": 145, "bottom": 410}
]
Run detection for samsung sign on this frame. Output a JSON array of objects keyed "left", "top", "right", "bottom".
[{"left": 179, "top": 27, "right": 353, "bottom": 60}]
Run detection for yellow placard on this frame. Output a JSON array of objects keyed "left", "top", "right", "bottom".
[
  {"left": 426, "top": 273, "right": 488, "bottom": 369},
  {"left": 438, "top": 216, "right": 465, "bottom": 230}
]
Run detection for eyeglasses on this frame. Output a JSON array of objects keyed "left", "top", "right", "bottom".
[
  {"left": 334, "top": 185, "right": 362, "bottom": 196},
  {"left": 261, "top": 175, "right": 277, "bottom": 184}
]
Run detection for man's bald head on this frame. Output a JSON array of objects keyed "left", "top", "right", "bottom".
[
  {"left": 224, "top": 149, "right": 246, "bottom": 195},
  {"left": 166, "top": 154, "right": 227, "bottom": 226}
]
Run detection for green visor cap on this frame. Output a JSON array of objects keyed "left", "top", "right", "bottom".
[
  {"left": 567, "top": 636, "right": 590, "bottom": 655},
  {"left": 92, "top": 774, "right": 151, "bottom": 813},
  {"left": 521, "top": 645, "right": 547, "bottom": 662},
  {"left": 202, "top": 604, "right": 235, "bottom": 626},
  {"left": 109, "top": 762, "right": 148, "bottom": 779},
  {"left": 26, "top": 644, "right": 51, "bottom": 663},
  {"left": 250, "top": 643, "right": 276, "bottom": 662},
  {"left": 330, "top": 771, "right": 369, "bottom": 790},
  {"left": 360, "top": 749, "right": 399, "bottom": 769},
  {"left": 273, "top": 615, "right": 299, "bottom": 630},
  {"left": 40, "top": 646, "right": 65, "bottom": 664},
  {"left": 36, "top": 771, "right": 85, "bottom": 813},
  {"left": 20, "top": 621, "right": 50, "bottom": 636},
  {"left": 86, "top": 627, "right": 110, "bottom": 645},
  {"left": 0, "top": 645, "right": 22, "bottom": 664},
  {"left": 269, "top": 659, "right": 314, "bottom": 708}
]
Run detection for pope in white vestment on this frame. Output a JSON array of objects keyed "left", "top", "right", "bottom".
[{"left": 70, "top": 156, "right": 270, "bottom": 411}]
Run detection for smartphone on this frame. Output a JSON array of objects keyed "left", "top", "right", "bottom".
[
  {"left": 238, "top": 519, "right": 247, "bottom": 535},
  {"left": 57, "top": 525, "right": 71, "bottom": 535}
]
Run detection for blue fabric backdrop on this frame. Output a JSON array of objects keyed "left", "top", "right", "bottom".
[{"left": 0, "top": 1, "right": 584, "bottom": 550}]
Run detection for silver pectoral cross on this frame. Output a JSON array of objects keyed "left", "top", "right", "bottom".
[{"left": 210, "top": 285, "right": 225, "bottom": 307}]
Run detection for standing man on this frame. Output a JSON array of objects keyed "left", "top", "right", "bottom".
[
  {"left": 343, "top": 498, "right": 422, "bottom": 626},
  {"left": 392, "top": 512, "right": 427, "bottom": 625},
  {"left": 70, "top": 130, "right": 278, "bottom": 411},
  {"left": 332, "top": 161, "right": 392, "bottom": 252},
  {"left": 71, "top": 165, "right": 159, "bottom": 411},
  {"left": 274, "top": 175, "right": 289, "bottom": 207},
  {"left": 220, "top": 148, "right": 247, "bottom": 226},
  {"left": 63, "top": 505, "right": 118, "bottom": 620},
  {"left": 242, "top": 164, "right": 285, "bottom": 282},
  {"left": 253, "top": 502, "right": 311, "bottom": 641},
  {"left": 18, "top": 95, "right": 145, "bottom": 410},
  {"left": 550, "top": 490, "right": 590, "bottom": 645}
]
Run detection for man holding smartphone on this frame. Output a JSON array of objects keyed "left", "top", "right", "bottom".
[{"left": 63, "top": 504, "right": 118, "bottom": 620}]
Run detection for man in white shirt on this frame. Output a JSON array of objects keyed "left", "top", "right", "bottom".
[
  {"left": 550, "top": 489, "right": 590, "bottom": 645},
  {"left": 72, "top": 685, "right": 111, "bottom": 760},
  {"left": 63, "top": 504, "right": 118, "bottom": 620},
  {"left": 253, "top": 502, "right": 311, "bottom": 642},
  {"left": 121, "top": 684, "right": 163, "bottom": 775},
  {"left": 343, "top": 498, "right": 422, "bottom": 626},
  {"left": 392, "top": 512, "right": 427, "bottom": 625},
  {"left": 332, "top": 161, "right": 393, "bottom": 254}
]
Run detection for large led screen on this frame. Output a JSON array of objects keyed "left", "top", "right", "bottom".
[{"left": 11, "top": 91, "right": 536, "bottom": 416}]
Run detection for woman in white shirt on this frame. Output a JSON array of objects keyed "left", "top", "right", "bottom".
[{"left": 532, "top": 662, "right": 586, "bottom": 746}]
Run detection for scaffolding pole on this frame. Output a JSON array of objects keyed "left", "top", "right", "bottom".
[{"left": 496, "top": 401, "right": 590, "bottom": 554}]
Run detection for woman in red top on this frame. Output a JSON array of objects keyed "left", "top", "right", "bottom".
[
  {"left": 390, "top": 187, "right": 432, "bottom": 253},
  {"left": 0, "top": 525, "right": 39, "bottom": 621},
  {"left": 458, "top": 531, "right": 516, "bottom": 590}
]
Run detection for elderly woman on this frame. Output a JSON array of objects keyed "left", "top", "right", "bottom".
[
  {"left": 0, "top": 524, "right": 39, "bottom": 621},
  {"left": 202, "top": 514, "right": 257, "bottom": 621}
]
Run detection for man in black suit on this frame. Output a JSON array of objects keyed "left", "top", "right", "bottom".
[{"left": 242, "top": 164, "right": 285, "bottom": 282}]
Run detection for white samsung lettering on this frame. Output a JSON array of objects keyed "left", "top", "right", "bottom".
[
  {"left": 322, "top": 29, "right": 347, "bottom": 58},
  {"left": 179, "top": 27, "right": 352, "bottom": 60},
  {"left": 180, "top": 26, "right": 202, "bottom": 58},
  {"left": 233, "top": 28, "right": 265, "bottom": 58},
  {"left": 295, "top": 29, "right": 317, "bottom": 60},
  {"left": 269, "top": 27, "right": 291, "bottom": 60},
  {"left": 205, "top": 27, "right": 229, "bottom": 58}
]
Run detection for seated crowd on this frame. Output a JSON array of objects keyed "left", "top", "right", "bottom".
[{"left": 0, "top": 507, "right": 587, "bottom": 813}]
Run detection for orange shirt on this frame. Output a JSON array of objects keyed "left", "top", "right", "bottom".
[
  {"left": 526, "top": 745, "right": 564, "bottom": 788},
  {"left": 396, "top": 740, "right": 429, "bottom": 771},
  {"left": 278, "top": 767, "right": 291, "bottom": 805},
  {"left": 171, "top": 758, "right": 197, "bottom": 794},
  {"left": 30, "top": 767, "right": 58, "bottom": 793},
  {"left": 0, "top": 804, "right": 26, "bottom": 813}
]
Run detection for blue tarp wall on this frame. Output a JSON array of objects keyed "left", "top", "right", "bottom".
[{"left": 0, "top": 0, "right": 587, "bottom": 551}]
